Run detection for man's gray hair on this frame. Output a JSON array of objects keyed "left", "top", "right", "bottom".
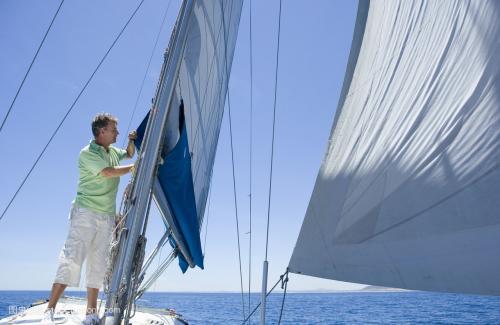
[{"left": 91, "top": 113, "right": 118, "bottom": 137}]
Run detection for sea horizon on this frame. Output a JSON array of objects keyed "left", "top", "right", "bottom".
[
  {"left": 2, "top": 290, "right": 500, "bottom": 324},
  {"left": 0, "top": 287, "right": 409, "bottom": 294}
]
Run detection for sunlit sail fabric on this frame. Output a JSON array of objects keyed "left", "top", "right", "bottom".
[
  {"left": 137, "top": 0, "right": 243, "bottom": 272},
  {"left": 289, "top": 0, "right": 500, "bottom": 295}
]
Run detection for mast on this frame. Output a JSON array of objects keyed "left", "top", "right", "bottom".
[{"left": 103, "top": 0, "right": 195, "bottom": 323}]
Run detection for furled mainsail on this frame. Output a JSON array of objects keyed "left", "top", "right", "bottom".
[{"left": 289, "top": 0, "right": 500, "bottom": 295}]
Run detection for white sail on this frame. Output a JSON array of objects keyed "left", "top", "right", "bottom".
[
  {"left": 289, "top": 0, "right": 500, "bottom": 295},
  {"left": 143, "top": 0, "right": 243, "bottom": 268},
  {"left": 162, "top": 0, "right": 243, "bottom": 224},
  {"left": 102, "top": 0, "right": 244, "bottom": 320}
]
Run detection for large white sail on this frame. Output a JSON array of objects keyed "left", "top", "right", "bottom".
[{"left": 289, "top": 0, "right": 500, "bottom": 295}]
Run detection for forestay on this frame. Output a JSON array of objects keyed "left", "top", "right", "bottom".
[{"left": 289, "top": 0, "right": 500, "bottom": 295}]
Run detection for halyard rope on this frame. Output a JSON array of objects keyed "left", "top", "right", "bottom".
[{"left": 121, "top": 0, "right": 174, "bottom": 148}]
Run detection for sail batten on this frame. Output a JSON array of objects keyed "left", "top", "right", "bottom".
[{"left": 289, "top": 0, "right": 500, "bottom": 295}]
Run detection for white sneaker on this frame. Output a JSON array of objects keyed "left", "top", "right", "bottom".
[
  {"left": 82, "top": 313, "right": 100, "bottom": 325},
  {"left": 40, "top": 309, "right": 55, "bottom": 324}
]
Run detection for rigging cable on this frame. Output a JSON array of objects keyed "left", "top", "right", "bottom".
[
  {"left": 203, "top": 183, "right": 212, "bottom": 255},
  {"left": 121, "top": 0, "right": 174, "bottom": 148},
  {"left": 264, "top": 0, "right": 282, "bottom": 262},
  {"left": 0, "top": 0, "right": 147, "bottom": 222},
  {"left": 220, "top": 0, "right": 246, "bottom": 321},
  {"left": 241, "top": 270, "right": 289, "bottom": 325},
  {"left": 260, "top": 1, "right": 282, "bottom": 322},
  {"left": 247, "top": 0, "right": 254, "bottom": 319},
  {"left": 0, "top": 0, "right": 65, "bottom": 133},
  {"left": 277, "top": 270, "right": 289, "bottom": 324}
]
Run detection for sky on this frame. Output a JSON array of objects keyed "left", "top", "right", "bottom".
[{"left": 0, "top": 0, "right": 361, "bottom": 294}]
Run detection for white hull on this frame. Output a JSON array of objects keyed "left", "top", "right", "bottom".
[{"left": 0, "top": 296, "right": 187, "bottom": 325}]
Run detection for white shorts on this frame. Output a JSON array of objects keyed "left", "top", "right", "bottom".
[{"left": 54, "top": 203, "right": 114, "bottom": 289}]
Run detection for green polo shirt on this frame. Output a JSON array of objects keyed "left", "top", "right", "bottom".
[{"left": 75, "top": 140, "right": 128, "bottom": 215}]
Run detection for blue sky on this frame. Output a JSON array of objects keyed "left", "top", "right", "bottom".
[{"left": 0, "top": 0, "right": 361, "bottom": 292}]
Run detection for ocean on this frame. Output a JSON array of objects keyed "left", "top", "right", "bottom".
[{"left": 1, "top": 291, "right": 500, "bottom": 324}]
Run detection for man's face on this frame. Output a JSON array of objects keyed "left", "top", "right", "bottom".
[{"left": 101, "top": 121, "right": 119, "bottom": 145}]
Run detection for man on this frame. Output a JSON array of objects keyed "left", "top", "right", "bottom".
[{"left": 42, "top": 113, "right": 136, "bottom": 324}]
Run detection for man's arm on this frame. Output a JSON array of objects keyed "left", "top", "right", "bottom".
[
  {"left": 126, "top": 130, "right": 137, "bottom": 158},
  {"left": 100, "top": 164, "right": 134, "bottom": 178}
]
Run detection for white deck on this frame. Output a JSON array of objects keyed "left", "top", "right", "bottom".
[{"left": 0, "top": 296, "right": 187, "bottom": 324}]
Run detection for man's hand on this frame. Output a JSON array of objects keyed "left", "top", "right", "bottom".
[
  {"left": 126, "top": 130, "right": 137, "bottom": 158},
  {"left": 100, "top": 164, "right": 134, "bottom": 178},
  {"left": 130, "top": 160, "right": 138, "bottom": 176},
  {"left": 128, "top": 130, "right": 137, "bottom": 141}
]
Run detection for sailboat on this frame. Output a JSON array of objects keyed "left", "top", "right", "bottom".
[{"left": 1, "top": 0, "right": 500, "bottom": 323}]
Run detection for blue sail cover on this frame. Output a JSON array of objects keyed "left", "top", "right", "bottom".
[{"left": 135, "top": 113, "right": 203, "bottom": 272}]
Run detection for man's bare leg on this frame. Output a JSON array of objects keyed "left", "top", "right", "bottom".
[
  {"left": 47, "top": 283, "right": 67, "bottom": 310},
  {"left": 86, "top": 287, "right": 99, "bottom": 315}
]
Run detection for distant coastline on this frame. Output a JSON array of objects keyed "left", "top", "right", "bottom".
[{"left": 287, "top": 285, "right": 410, "bottom": 294}]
